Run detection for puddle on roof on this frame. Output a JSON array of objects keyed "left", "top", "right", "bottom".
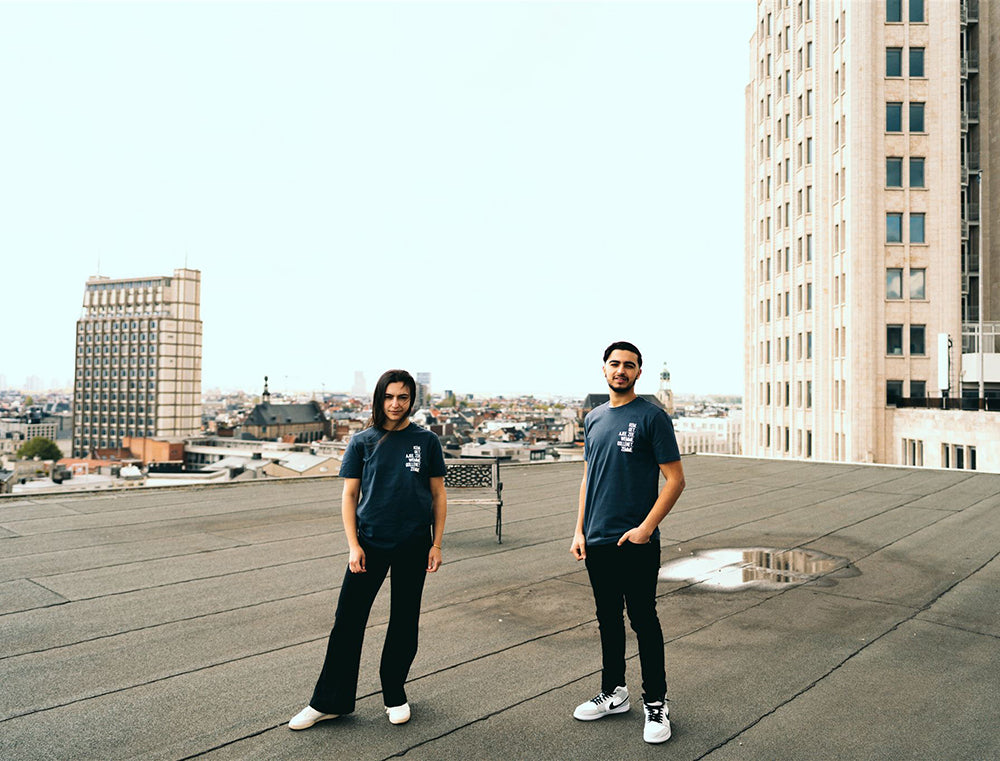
[{"left": 659, "top": 548, "right": 854, "bottom": 591}]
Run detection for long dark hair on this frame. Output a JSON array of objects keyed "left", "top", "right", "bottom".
[{"left": 366, "top": 369, "right": 417, "bottom": 430}]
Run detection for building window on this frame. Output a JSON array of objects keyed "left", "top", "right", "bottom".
[
  {"left": 806, "top": 41, "right": 813, "bottom": 67},
  {"left": 910, "top": 324, "right": 926, "bottom": 355},
  {"left": 806, "top": 137, "right": 813, "bottom": 164},
  {"left": 806, "top": 283, "right": 813, "bottom": 310},
  {"left": 909, "top": 102, "right": 925, "bottom": 132},
  {"left": 886, "top": 47, "right": 903, "bottom": 77},
  {"left": 909, "top": 47, "right": 925, "bottom": 77},
  {"left": 807, "top": 381, "right": 812, "bottom": 408},
  {"left": 807, "top": 331, "right": 813, "bottom": 358},
  {"left": 886, "top": 213, "right": 903, "bottom": 242},
  {"left": 910, "top": 213, "right": 925, "bottom": 243},
  {"left": 910, "top": 268, "right": 926, "bottom": 299},
  {"left": 886, "top": 102, "right": 902, "bottom": 132},
  {"left": 887, "top": 325, "right": 904, "bottom": 355},
  {"left": 887, "top": 0, "right": 902, "bottom": 22},
  {"left": 911, "top": 380, "right": 926, "bottom": 398},
  {"left": 909, "top": 0, "right": 924, "bottom": 23},
  {"left": 887, "top": 268, "right": 903, "bottom": 299},
  {"left": 886, "top": 380, "right": 904, "bottom": 406},
  {"left": 887, "top": 157, "right": 903, "bottom": 186},
  {"left": 909, "top": 157, "right": 925, "bottom": 187}
]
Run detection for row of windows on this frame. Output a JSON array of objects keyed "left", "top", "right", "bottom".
[
  {"left": 887, "top": 324, "right": 926, "bottom": 356},
  {"left": 79, "top": 418, "right": 155, "bottom": 427},
  {"left": 761, "top": 424, "right": 814, "bottom": 458},
  {"left": 83, "top": 332, "right": 157, "bottom": 343},
  {"left": 75, "top": 430, "right": 155, "bottom": 442},
  {"left": 887, "top": 0, "right": 925, "bottom": 24},
  {"left": 887, "top": 102, "right": 925, "bottom": 133},
  {"left": 79, "top": 365, "right": 156, "bottom": 375},
  {"left": 81, "top": 345, "right": 156, "bottom": 356},
  {"left": 80, "top": 380, "right": 157, "bottom": 390},
  {"left": 85, "top": 280, "right": 166, "bottom": 293},
  {"left": 886, "top": 213, "right": 926, "bottom": 243},
  {"left": 77, "top": 392, "right": 150, "bottom": 402},
  {"left": 81, "top": 320, "right": 158, "bottom": 332},
  {"left": 759, "top": 330, "right": 814, "bottom": 365},
  {"left": 886, "top": 379, "right": 926, "bottom": 405},
  {"left": 761, "top": 284, "right": 813, "bottom": 323},
  {"left": 760, "top": 235, "right": 813, "bottom": 282},
  {"left": 761, "top": 380, "right": 813, "bottom": 408},
  {"left": 78, "top": 405, "right": 151, "bottom": 415},
  {"left": 887, "top": 157, "right": 924, "bottom": 188},
  {"left": 886, "top": 47, "right": 925, "bottom": 78},
  {"left": 887, "top": 268, "right": 926, "bottom": 300},
  {"left": 941, "top": 442, "right": 977, "bottom": 470}
]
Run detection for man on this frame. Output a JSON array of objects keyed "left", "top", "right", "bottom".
[{"left": 570, "top": 341, "right": 685, "bottom": 744}]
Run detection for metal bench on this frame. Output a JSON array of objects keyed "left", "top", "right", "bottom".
[{"left": 444, "top": 458, "right": 504, "bottom": 543}]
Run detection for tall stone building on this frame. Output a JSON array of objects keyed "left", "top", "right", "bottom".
[
  {"left": 72, "top": 268, "right": 202, "bottom": 457},
  {"left": 744, "top": 0, "right": 1000, "bottom": 469}
]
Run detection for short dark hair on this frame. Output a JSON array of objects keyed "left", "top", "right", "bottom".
[
  {"left": 603, "top": 341, "right": 642, "bottom": 367},
  {"left": 368, "top": 369, "right": 417, "bottom": 429}
]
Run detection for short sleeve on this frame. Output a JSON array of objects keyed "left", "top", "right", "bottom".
[
  {"left": 650, "top": 410, "right": 681, "bottom": 464},
  {"left": 426, "top": 434, "right": 446, "bottom": 477},
  {"left": 339, "top": 434, "right": 365, "bottom": 478}
]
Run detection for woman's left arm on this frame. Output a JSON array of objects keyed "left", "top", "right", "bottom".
[{"left": 427, "top": 476, "right": 447, "bottom": 572}]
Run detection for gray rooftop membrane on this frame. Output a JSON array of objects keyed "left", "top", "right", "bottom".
[{"left": 2, "top": 456, "right": 1000, "bottom": 760}]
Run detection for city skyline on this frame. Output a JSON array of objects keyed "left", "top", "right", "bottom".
[{"left": 1, "top": 2, "right": 753, "bottom": 398}]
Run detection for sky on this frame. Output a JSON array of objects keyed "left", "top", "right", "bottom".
[{"left": 0, "top": 0, "right": 755, "bottom": 399}]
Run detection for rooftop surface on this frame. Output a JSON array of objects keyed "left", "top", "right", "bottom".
[{"left": 2, "top": 456, "right": 999, "bottom": 760}]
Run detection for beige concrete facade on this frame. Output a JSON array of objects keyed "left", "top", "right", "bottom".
[
  {"left": 744, "top": 0, "right": 1000, "bottom": 470},
  {"left": 72, "top": 269, "right": 202, "bottom": 457}
]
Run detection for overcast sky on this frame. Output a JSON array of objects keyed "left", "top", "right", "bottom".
[{"left": 0, "top": 0, "right": 754, "bottom": 399}]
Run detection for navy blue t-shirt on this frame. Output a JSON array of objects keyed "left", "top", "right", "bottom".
[
  {"left": 583, "top": 397, "right": 680, "bottom": 546},
  {"left": 339, "top": 423, "right": 446, "bottom": 549}
]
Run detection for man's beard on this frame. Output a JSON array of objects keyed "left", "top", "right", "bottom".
[{"left": 607, "top": 376, "right": 636, "bottom": 393}]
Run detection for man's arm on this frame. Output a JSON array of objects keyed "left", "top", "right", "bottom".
[
  {"left": 570, "top": 462, "right": 588, "bottom": 560},
  {"left": 617, "top": 459, "right": 685, "bottom": 546}
]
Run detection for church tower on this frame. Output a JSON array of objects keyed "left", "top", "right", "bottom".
[{"left": 656, "top": 363, "right": 674, "bottom": 415}]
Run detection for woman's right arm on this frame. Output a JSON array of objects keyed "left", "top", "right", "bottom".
[{"left": 342, "top": 478, "right": 365, "bottom": 573}]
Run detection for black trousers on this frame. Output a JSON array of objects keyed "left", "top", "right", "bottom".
[
  {"left": 310, "top": 531, "right": 430, "bottom": 714},
  {"left": 584, "top": 540, "right": 666, "bottom": 702}
]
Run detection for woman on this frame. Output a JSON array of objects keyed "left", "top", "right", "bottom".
[{"left": 289, "top": 369, "right": 447, "bottom": 729}]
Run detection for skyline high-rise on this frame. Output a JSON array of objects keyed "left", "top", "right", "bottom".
[
  {"left": 744, "top": 0, "right": 999, "bottom": 469},
  {"left": 72, "top": 268, "right": 202, "bottom": 457}
]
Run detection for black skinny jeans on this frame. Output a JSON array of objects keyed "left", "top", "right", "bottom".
[
  {"left": 310, "top": 531, "right": 430, "bottom": 714},
  {"left": 584, "top": 540, "right": 666, "bottom": 703}
]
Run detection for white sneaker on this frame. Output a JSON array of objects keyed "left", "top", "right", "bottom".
[
  {"left": 385, "top": 703, "right": 411, "bottom": 725},
  {"left": 643, "top": 700, "right": 671, "bottom": 744},
  {"left": 573, "top": 685, "right": 630, "bottom": 720},
  {"left": 288, "top": 705, "right": 338, "bottom": 730}
]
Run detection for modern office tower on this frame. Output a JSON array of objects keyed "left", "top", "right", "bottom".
[
  {"left": 416, "top": 371, "right": 432, "bottom": 411},
  {"left": 72, "top": 269, "right": 202, "bottom": 457},
  {"left": 744, "top": 0, "right": 999, "bottom": 469},
  {"left": 351, "top": 371, "right": 367, "bottom": 397}
]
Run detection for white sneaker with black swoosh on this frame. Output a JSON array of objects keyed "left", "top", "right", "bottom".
[{"left": 573, "top": 685, "right": 630, "bottom": 720}]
